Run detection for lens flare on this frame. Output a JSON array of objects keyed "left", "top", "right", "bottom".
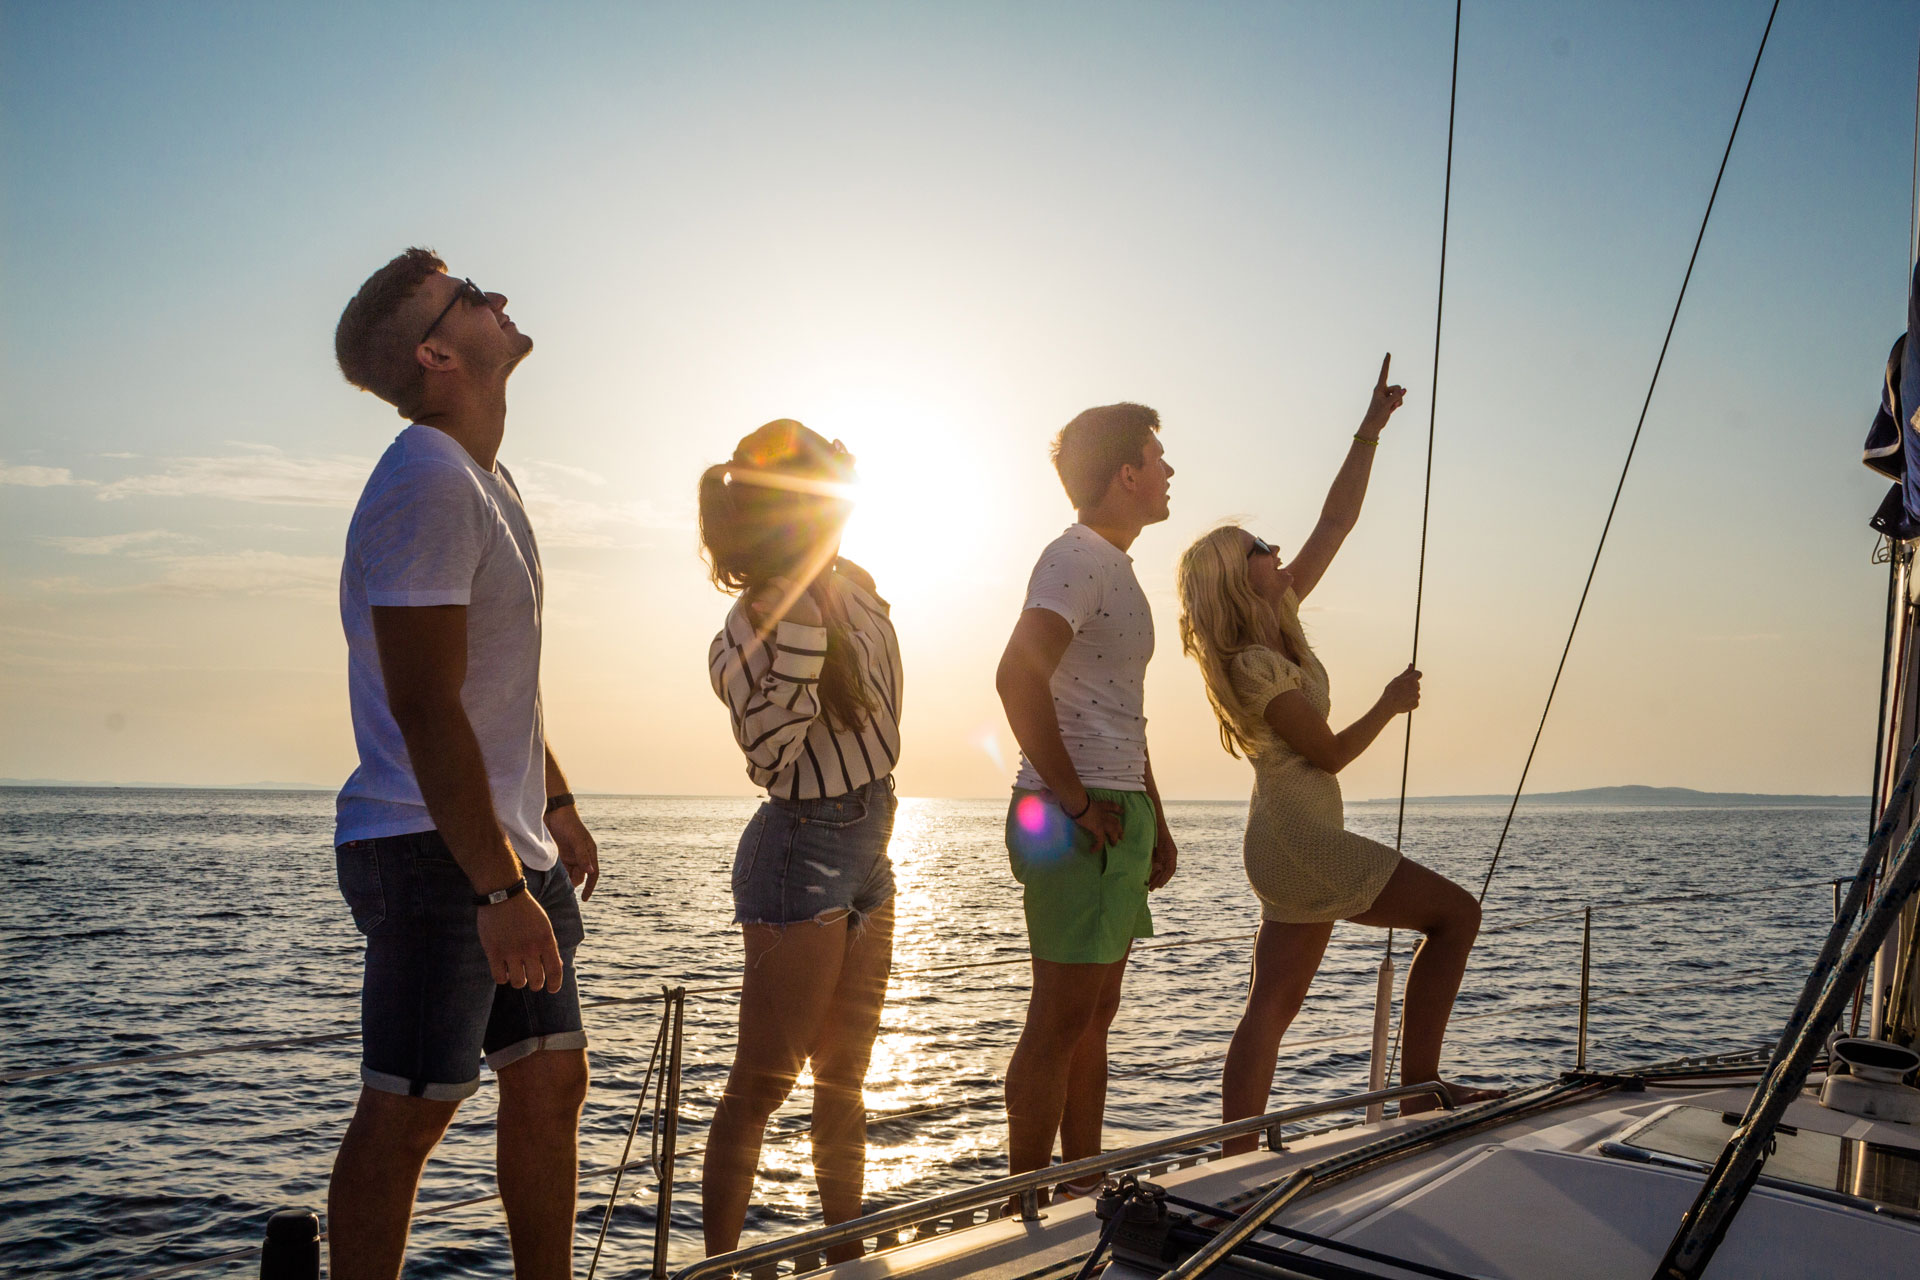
[
  {"left": 973, "top": 726, "right": 1006, "bottom": 774},
  {"left": 1011, "top": 793, "right": 1076, "bottom": 865},
  {"left": 1014, "top": 794, "right": 1048, "bottom": 835}
]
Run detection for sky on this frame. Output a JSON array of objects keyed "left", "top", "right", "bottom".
[{"left": 2, "top": 0, "right": 1916, "bottom": 801}]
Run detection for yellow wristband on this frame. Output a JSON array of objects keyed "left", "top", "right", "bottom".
[{"left": 1353, "top": 434, "right": 1380, "bottom": 446}]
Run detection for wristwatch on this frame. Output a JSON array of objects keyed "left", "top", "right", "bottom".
[{"left": 473, "top": 876, "right": 529, "bottom": 907}]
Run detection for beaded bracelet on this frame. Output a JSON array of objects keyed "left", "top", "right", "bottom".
[{"left": 1353, "top": 434, "right": 1380, "bottom": 446}]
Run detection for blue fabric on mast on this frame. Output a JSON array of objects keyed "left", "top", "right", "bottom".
[
  {"left": 1898, "top": 262, "right": 1920, "bottom": 532},
  {"left": 1864, "top": 335, "right": 1904, "bottom": 481}
]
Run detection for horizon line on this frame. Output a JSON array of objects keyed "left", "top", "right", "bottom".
[{"left": 0, "top": 780, "right": 1872, "bottom": 804}]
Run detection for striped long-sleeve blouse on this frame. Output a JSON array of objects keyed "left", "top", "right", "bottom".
[{"left": 708, "top": 567, "right": 904, "bottom": 800}]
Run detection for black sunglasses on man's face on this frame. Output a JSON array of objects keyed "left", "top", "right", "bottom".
[
  {"left": 1247, "top": 535, "right": 1279, "bottom": 560},
  {"left": 418, "top": 277, "right": 489, "bottom": 346}
]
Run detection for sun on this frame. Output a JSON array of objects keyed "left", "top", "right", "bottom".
[{"left": 815, "top": 391, "right": 1010, "bottom": 618}]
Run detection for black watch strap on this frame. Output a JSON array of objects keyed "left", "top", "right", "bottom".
[
  {"left": 545, "top": 791, "right": 576, "bottom": 815},
  {"left": 473, "top": 876, "right": 529, "bottom": 907}
]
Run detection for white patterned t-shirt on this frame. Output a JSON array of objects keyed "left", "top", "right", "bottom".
[{"left": 1012, "top": 523, "right": 1153, "bottom": 792}]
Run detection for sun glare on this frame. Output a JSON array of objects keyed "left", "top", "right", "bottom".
[{"left": 823, "top": 392, "right": 1008, "bottom": 615}]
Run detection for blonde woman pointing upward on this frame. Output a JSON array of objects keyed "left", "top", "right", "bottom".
[{"left": 1176, "top": 356, "right": 1498, "bottom": 1149}]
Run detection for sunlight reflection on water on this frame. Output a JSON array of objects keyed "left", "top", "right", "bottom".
[{"left": 2, "top": 789, "right": 1863, "bottom": 1278}]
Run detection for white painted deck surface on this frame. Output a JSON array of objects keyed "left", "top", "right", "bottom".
[{"left": 780, "top": 1077, "right": 1919, "bottom": 1280}]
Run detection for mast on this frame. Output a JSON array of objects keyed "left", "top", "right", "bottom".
[
  {"left": 1870, "top": 544, "right": 1916, "bottom": 1044},
  {"left": 1870, "top": 31, "right": 1920, "bottom": 1047}
]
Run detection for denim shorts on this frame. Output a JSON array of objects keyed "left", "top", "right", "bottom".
[
  {"left": 336, "top": 830, "right": 588, "bottom": 1101},
  {"left": 732, "top": 775, "right": 898, "bottom": 926}
]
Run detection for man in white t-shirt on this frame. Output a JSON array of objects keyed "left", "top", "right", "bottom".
[
  {"left": 327, "top": 248, "right": 601, "bottom": 1280},
  {"left": 995, "top": 403, "right": 1180, "bottom": 1195}
]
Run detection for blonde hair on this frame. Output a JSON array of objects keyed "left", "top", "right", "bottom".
[{"left": 1175, "top": 523, "right": 1319, "bottom": 758}]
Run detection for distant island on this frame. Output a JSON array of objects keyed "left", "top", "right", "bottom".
[
  {"left": 1355, "top": 785, "right": 1867, "bottom": 808},
  {"left": 0, "top": 779, "right": 1875, "bottom": 807}
]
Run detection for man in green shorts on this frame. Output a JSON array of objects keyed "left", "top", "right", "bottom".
[{"left": 995, "top": 402, "right": 1180, "bottom": 1194}]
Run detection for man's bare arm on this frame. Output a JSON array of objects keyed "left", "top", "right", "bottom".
[
  {"left": 543, "top": 745, "right": 571, "bottom": 802},
  {"left": 543, "top": 743, "right": 599, "bottom": 900},
  {"left": 371, "top": 604, "right": 563, "bottom": 991},
  {"left": 1142, "top": 749, "right": 1178, "bottom": 890},
  {"left": 995, "top": 608, "right": 1125, "bottom": 853}
]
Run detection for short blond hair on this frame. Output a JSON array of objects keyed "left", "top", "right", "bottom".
[{"left": 1050, "top": 403, "right": 1160, "bottom": 509}]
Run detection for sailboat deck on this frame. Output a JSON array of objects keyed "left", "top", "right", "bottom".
[{"left": 757, "top": 1076, "right": 1920, "bottom": 1280}]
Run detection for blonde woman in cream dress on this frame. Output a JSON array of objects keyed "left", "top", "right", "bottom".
[{"left": 1176, "top": 356, "right": 1496, "bottom": 1149}]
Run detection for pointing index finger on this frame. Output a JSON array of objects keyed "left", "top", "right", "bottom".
[{"left": 1378, "top": 353, "right": 1392, "bottom": 387}]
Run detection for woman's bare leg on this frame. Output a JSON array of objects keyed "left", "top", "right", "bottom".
[
  {"left": 808, "top": 901, "right": 895, "bottom": 1262},
  {"left": 1350, "top": 858, "right": 1482, "bottom": 1113},
  {"left": 1220, "top": 921, "right": 1334, "bottom": 1155},
  {"left": 702, "top": 917, "right": 852, "bottom": 1257}
]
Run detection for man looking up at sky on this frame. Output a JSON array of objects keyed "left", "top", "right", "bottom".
[
  {"left": 328, "top": 248, "right": 600, "bottom": 1279},
  {"left": 996, "top": 403, "right": 1179, "bottom": 1198}
]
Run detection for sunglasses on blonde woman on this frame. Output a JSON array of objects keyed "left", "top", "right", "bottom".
[{"left": 1247, "top": 535, "right": 1279, "bottom": 559}]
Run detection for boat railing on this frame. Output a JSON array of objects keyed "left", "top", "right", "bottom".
[{"left": 666, "top": 1082, "right": 1455, "bottom": 1280}]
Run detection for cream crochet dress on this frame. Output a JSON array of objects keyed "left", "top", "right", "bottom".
[{"left": 1228, "top": 644, "right": 1401, "bottom": 923}]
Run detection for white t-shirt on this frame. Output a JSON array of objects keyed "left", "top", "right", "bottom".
[
  {"left": 334, "top": 423, "right": 557, "bottom": 872},
  {"left": 1012, "top": 523, "right": 1154, "bottom": 792}
]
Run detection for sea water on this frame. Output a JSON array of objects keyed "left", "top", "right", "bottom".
[{"left": 0, "top": 788, "right": 1867, "bottom": 1278}]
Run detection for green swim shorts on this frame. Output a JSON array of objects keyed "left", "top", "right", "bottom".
[{"left": 1005, "top": 787, "right": 1156, "bottom": 964}]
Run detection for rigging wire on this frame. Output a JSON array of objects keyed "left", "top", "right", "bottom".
[
  {"left": 1870, "top": 557, "right": 1900, "bottom": 838},
  {"left": 1910, "top": 27, "right": 1920, "bottom": 271},
  {"left": 586, "top": 999, "right": 670, "bottom": 1280},
  {"left": 1379, "top": 0, "right": 1462, "bottom": 1091},
  {"left": 1393, "top": 0, "right": 1461, "bottom": 852},
  {"left": 1477, "top": 0, "right": 1782, "bottom": 905}
]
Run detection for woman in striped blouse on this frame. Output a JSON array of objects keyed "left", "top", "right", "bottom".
[{"left": 696, "top": 419, "right": 904, "bottom": 1260}]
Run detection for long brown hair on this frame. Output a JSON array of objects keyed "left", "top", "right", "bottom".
[{"left": 697, "top": 420, "right": 878, "bottom": 731}]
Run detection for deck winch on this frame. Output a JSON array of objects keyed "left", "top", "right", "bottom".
[{"left": 1820, "top": 1037, "right": 1920, "bottom": 1125}]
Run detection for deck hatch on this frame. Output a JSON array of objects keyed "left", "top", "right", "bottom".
[{"left": 1603, "top": 1104, "right": 1920, "bottom": 1214}]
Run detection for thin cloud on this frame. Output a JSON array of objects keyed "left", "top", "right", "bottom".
[
  {"left": 0, "top": 461, "right": 87, "bottom": 487},
  {"left": 24, "top": 550, "right": 337, "bottom": 598},
  {"left": 518, "top": 492, "right": 691, "bottom": 548},
  {"left": 521, "top": 459, "right": 607, "bottom": 487},
  {"left": 95, "top": 449, "right": 369, "bottom": 506},
  {"left": 37, "top": 530, "right": 197, "bottom": 556},
  {"left": 28, "top": 446, "right": 686, "bottom": 546},
  {"left": 513, "top": 468, "right": 690, "bottom": 548},
  {"left": 148, "top": 551, "right": 338, "bottom": 597},
  {"left": 0, "top": 623, "right": 151, "bottom": 650}
]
